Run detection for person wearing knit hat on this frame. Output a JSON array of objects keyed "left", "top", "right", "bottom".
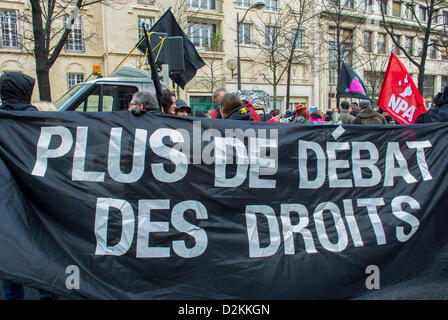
[{"left": 292, "top": 104, "right": 311, "bottom": 124}]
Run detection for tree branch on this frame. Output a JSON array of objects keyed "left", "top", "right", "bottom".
[
  {"left": 379, "top": 2, "right": 420, "bottom": 67},
  {"left": 48, "top": 0, "right": 83, "bottom": 67}
]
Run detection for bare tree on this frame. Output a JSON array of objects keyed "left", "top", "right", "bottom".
[
  {"left": 379, "top": 0, "right": 448, "bottom": 93},
  {"left": 156, "top": 0, "right": 218, "bottom": 97},
  {"left": 361, "top": 52, "right": 389, "bottom": 103},
  {"left": 251, "top": 10, "right": 290, "bottom": 111},
  {"left": 17, "top": 0, "right": 123, "bottom": 101},
  {"left": 282, "top": 1, "right": 318, "bottom": 110},
  {"left": 195, "top": 33, "right": 225, "bottom": 104},
  {"left": 319, "top": 0, "right": 366, "bottom": 108}
]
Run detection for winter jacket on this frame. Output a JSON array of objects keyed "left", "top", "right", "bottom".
[
  {"left": 267, "top": 117, "right": 280, "bottom": 123},
  {"left": 131, "top": 109, "right": 164, "bottom": 116},
  {"left": 433, "top": 88, "right": 448, "bottom": 122},
  {"left": 352, "top": 108, "right": 387, "bottom": 125},
  {"left": 350, "top": 110, "right": 359, "bottom": 117},
  {"left": 224, "top": 105, "right": 252, "bottom": 121},
  {"left": 340, "top": 109, "right": 354, "bottom": 124},
  {"left": 0, "top": 72, "right": 37, "bottom": 111},
  {"left": 310, "top": 116, "right": 324, "bottom": 123},
  {"left": 415, "top": 87, "right": 448, "bottom": 123},
  {"left": 437, "top": 105, "right": 448, "bottom": 122},
  {"left": 212, "top": 100, "right": 261, "bottom": 121},
  {"left": 211, "top": 107, "right": 222, "bottom": 119},
  {"left": 332, "top": 111, "right": 340, "bottom": 122},
  {"left": 292, "top": 115, "right": 311, "bottom": 124},
  {"left": 242, "top": 100, "right": 261, "bottom": 122}
]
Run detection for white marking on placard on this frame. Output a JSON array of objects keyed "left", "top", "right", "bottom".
[{"left": 332, "top": 125, "right": 345, "bottom": 140}]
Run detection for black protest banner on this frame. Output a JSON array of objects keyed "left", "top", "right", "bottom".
[{"left": 0, "top": 110, "right": 447, "bottom": 299}]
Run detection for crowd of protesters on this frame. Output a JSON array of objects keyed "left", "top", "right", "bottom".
[
  {"left": 3, "top": 70, "right": 446, "bottom": 127},
  {"left": 145, "top": 86, "right": 406, "bottom": 126},
  {"left": 1, "top": 71, "right": 448, "bottom": 300},
  {"left": 145, "top": 85, "right": 447, "bottom": 126}
]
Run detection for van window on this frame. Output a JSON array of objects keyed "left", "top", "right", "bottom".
[
  {"left": 102, "top": 96, "right": 114, "bottom": 112},
  {"left": 75, "top": 86, "right": 100, "bottom": 112},
  {"left": 103, "top": 85, "right": 138, "bottom": 111},
  {"left": 86, "top": 95, "right": 100, "bottom": 112},
  {"left": 74, "top": 84, "right": 138, "bottom": 112},
  {"left": 54, "top": 84, "right": 84, "bottom": 110}
]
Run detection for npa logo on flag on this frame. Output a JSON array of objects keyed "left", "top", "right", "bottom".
[
  {"left": 336, "top": 60, "right": 370, "bottom": 99},
  {"left": 377, "top": 52, "right": 427, "bottom": 124}
]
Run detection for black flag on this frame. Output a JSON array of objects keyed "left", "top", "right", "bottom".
[
  {"left": 336, "top": 60, "right": 370, "bottom": 99},
  {"left": 142, "top": 23, "right": 163, "bottom": 110},
  {"left": 136, "top": 9, "right": 205, "bottom": 89}
]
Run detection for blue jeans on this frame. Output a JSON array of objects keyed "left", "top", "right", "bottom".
[{"left": 3, "top": 280, "right": 55, "bottom": 300}]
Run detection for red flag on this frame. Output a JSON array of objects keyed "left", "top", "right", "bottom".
[{"left": 377, "top": 52, "right": 426, "bottom": 124}]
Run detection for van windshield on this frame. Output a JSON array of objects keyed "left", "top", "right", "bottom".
[{"left": 54, "top": 84, "right": 85, "bottom": 110}]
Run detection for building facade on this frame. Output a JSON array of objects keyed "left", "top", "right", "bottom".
[{"left": 0, "top": 0, "right": 447, "bottom": 112}]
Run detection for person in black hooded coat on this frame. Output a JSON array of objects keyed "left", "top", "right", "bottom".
[
  {"left": 415, "top": 85, "right": 448, "bottom": 123},
  {"left": 0, "top": 72, "right": 58, "bottom": 300},
  {"left": 0, "top": 72, "right": 38, "bottom": 111}
]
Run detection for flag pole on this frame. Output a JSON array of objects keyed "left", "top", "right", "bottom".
[
  {"left": 143, "top": 23, "right": 163, "bottom": 111},
  {"left": 111, "top": 44, "right": 140, "bottom": 74}
]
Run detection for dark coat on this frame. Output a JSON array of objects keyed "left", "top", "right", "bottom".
[
  {"left": 211, "top": 107, "right": 222, "bottom": 119},
  {"left": 435, "top": 88, "right": 448, "bottom": 122},
  {"left": 0, "top": 72, "right": 37, "bottom": 111},
  {"left": 131, "top": 109, "right": 164, "bottom": 116},
  {"left": 350, "top": 110, "right": 359, "bottom": 117},
  {"left": 242, "top": 100, "right": 261, "bottom": 122},
  {"left": 224, "top": 105, "right": 252, "bottom": 121},
  {"left": 437, "top": 105, "right": 448, "bottom": 122},
  {"left": 292, "top": 115, "right": 311, "bottom": 124},
  {"left": 415, "top": 104, "right": 439, "bottom": 123},
  {"left": 340, "top": 109, "right": 354, "bottom": 124},
  {"left": 352, "top": 108, "right": 387, "bottom": 125}
]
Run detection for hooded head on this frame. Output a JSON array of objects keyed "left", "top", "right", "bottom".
[
  {"left": 443, "top": 85, "right": 448, "bottom": 100},
  {"left": 0, "top": 72, "right": 35, "bottom": 106},
  {"left": 359, "top": 99, "right": 371, "bottom": 109},
  {"left": 434, "top": 85, "right": 448, "bottom": 107}
]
